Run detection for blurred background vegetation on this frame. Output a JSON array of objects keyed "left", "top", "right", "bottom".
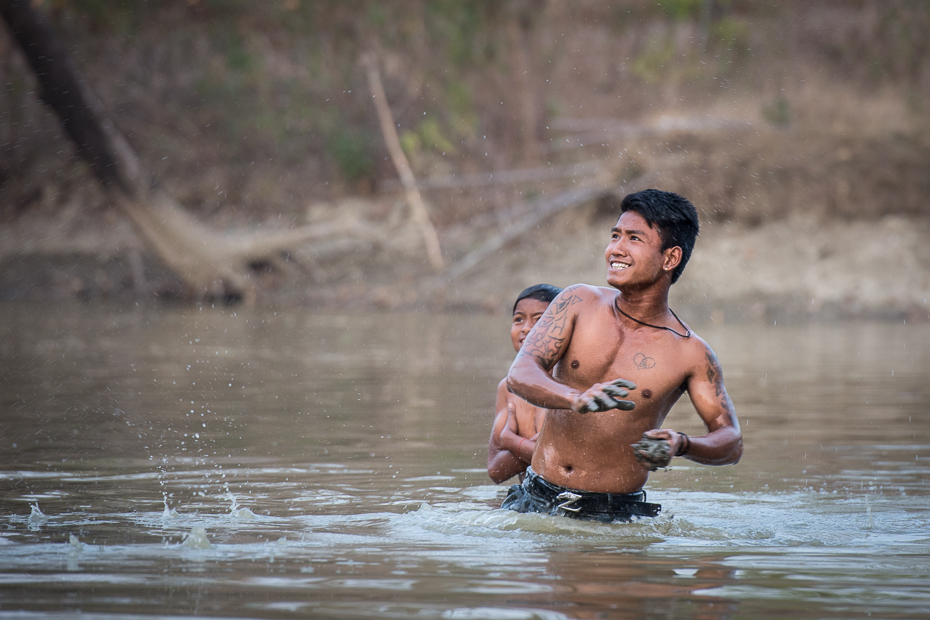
[{"left": 1, "top": 0, "right": 928, "bottom": 312}]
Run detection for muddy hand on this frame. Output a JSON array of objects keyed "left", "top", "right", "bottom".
[
  {"left": 631, "top": 433, "right": 671, "bottom": 470},
  {"left": 575, "top": 378, "right": 637, "bottom": 414}
]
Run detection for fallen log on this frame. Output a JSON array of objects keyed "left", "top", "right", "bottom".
[
  {"left": 440, "top": 173, "right": 658, "bottom": 283},
  {"left": 0, "top": 0, "right": 355, "bottom": 301},
  {"left": 549, "top": 116, "right": 754, "bottom": 152},
  {"left": 378, "top": 161, "right": 601, "bottom": 192}
]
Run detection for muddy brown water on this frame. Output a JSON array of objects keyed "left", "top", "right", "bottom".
[{"left": 1, "top": 301, "right": 928, "bottom": 619}]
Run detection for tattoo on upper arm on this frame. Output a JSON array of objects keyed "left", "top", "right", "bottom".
[
  {"left": 520, "top": 287, "right": 583, "bottom": 369},
  {"left": 705, "top": 351, "right": 723, "bottom": 397},
  {"left": 706, "top": 349, "right": 736, "bottom": 417}
]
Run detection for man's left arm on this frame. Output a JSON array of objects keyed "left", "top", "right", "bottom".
[{"left": 646, "top": 343, "right": 743, "bottom": 465}]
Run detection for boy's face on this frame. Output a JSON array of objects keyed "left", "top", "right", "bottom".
[{"left": 511, "top": 298, "right": 551, "bottom": 353}]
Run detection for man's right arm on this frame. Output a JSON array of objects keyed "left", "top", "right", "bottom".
[
  {"left": 506, "top": 285, "right": 585, "bottom": 409},
  {"left": 507, "top": 285, "right": 637, "bottom": 413}
]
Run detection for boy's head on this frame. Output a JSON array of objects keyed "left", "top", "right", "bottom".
[
  {"left": 619, "top": 189, "right": 699, "bottom": 284},
  {"left": 511, "top": 284, "right": 562, "bottom": 352}
]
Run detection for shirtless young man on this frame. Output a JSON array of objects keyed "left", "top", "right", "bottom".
[
  {"left": 488, "top": 284, "right": 563, "bottom": 484},
  {"left": 502, "top": 189, "right": 742, "bottom": 522}
]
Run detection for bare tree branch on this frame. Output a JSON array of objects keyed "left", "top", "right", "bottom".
[
  {"left": 0, "top": 0, "right": 145, "bottom": 195},
  {"left": 362, "top": 52, "right": 444, "bottom": 273},
  {"left": 441, "top": 173, "right": 658, "bottom": 283},
  {"left": 378, "top": 161, "right": 601, "bottom": 192}
]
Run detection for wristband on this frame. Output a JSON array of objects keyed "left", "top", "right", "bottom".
[{"left": 675, "top": 433, "right": 690, "bottom": 456}]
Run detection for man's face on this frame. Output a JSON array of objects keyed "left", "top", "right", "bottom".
[
  {"left": 604, "top": 210, "right": 668, "bottom": 290},
  {"left": 510, "top": 298, "right": 551, "bottom": 353}
]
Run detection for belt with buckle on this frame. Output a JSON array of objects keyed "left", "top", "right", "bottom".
[{"left": 525, "top": 468, "right": 661, "bottom": 518}]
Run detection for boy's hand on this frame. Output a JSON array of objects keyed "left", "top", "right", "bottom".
[
  {"left": 572, "top": 378, "right": 637, "bottom": 413},
  {"left": 505, "top": 401, "right": 518, "bottom": 430}
]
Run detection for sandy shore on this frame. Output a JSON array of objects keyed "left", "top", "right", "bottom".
[
  {"left": 2, "top": 204, "right": 929, "bottom": 322},
  {"left": 447, "top": 209, "right": 930, "bottom": 322}
]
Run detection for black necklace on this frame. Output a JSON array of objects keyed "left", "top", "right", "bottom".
[{"left": 615, "top": 300, "right": 692, "bottom": 338}]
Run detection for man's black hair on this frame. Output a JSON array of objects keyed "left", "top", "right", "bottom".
[
  {"left": 513, "top": 283, "right": 563, "bottom": 314},
  {"left": 619, "top": 189, "right": 699, "bottom": 284}
]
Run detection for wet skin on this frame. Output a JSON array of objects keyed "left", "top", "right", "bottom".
[
  {"left": 487, "top": 298, "right": 551, "bottom": 483},
  {"left": 507, "top": 211, "right": 742, "bottom": 494}
]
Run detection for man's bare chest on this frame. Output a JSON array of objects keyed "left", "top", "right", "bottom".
[{"left": 555, "top": 324, "right": 691, "bottom": 398}]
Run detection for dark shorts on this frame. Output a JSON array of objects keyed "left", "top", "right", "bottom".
[{"left": 500, "top": 467, "right": 661, "bottom": 523}]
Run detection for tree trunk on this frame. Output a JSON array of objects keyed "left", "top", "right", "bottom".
[
  {"left": 506, "top": 1, "right": 542, "bottom": 165},
  {"left": 0, "top": 0, "right": 354, "bottom": 301},
  {"left": 0, "top": 0, "right": 144, "bottom": 195}
]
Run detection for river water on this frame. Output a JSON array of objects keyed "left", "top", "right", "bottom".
[{"left": 1, "top": 302, "right": 928, "bottom": 619}]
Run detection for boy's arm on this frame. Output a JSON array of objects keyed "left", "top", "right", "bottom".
[
  {"left": 499, "top": 403, "right": 537, "bottom": 464},
  {"left": 488, "top": 380, "right": 529, "bottom": 483},
  {"left": 644, "top": 341, "right": 743, "bottom": 465},
  {"left": 508, "top": 285, "right": 636, "bottom": 413}
]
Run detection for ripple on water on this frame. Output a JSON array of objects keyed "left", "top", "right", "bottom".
[
  {"left": 441, "top": 607, "right": 572, "bottom": 619},
  {"left": 401, "top": 497, "right": 720, "bottom": 546}
]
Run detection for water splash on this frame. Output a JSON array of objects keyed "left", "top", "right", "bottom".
[
  {"left": 68, "top": 534, "right": 83, "bottom": 552},
  {"left": 28, "top": 502, "right": 48, "bottom": 522},
  {"left": 27, "top": 502, "right": 49, "bottom": 531},
  {"left": 227, "top": 490, "right": 256, "bottom": 520},
  {"left": 161, "top": 493, "right": 180, "bottom": 520},
  {"left": 181, "top": 526, "right": 212, "bottom": 549}
]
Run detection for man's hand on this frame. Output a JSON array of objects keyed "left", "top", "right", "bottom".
[
  {"left": 631, "top": 433, "right": 672, "bottom": 470},
  {"left": 632, "top": 429, "right": 689, "bottom": 470},
  {"left": 571, "top": 378, "right": 637, "bottom": 414},
  {"left": 644, "top": 428, "right": 688, "bottom": 455}
]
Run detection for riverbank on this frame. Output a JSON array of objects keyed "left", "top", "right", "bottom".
[
  {"left": 1, "top": 2, "right": 928, "bottom": 317},
  {"left": 2, "top": 199, "right": 928, "bottom": 322},
  {"left": 449, "top": 210, "right": 930, "bottom": 323}
]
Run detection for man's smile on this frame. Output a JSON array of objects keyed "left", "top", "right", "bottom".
[{"left": 610, "top": 261, "right": 630, "bottom": 270}]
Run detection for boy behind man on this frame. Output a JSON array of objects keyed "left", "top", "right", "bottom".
[{"left": 488, "top": 284, "right": 562, "bottom": 484}]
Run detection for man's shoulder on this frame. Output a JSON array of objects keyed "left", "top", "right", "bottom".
[
  {"left": 677, "top": 330, "right": 722, "bottom": 367},
  {"left": 560, "top": 282, "right": 613, "bottom": 296},
  {"left": 557, "top": 283, "right": 617, "bottom": 307}
]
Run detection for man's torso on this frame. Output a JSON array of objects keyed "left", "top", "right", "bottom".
[{"left": 531, "top": 286, "right": 699, "bottom": 493}]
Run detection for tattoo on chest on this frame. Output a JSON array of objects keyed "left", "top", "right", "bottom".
[{"left": 634, "top": 352, "right": 656, "bottom": 369}]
